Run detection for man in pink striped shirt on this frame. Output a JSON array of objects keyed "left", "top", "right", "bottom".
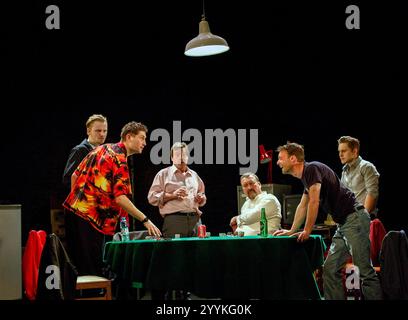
[{"left": 148, "top": 142, "right": 207, "bottom": 238}]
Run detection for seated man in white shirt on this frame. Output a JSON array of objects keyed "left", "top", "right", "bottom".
[{"left": 230, "top": 172, "right": 282, "bottom": 236}]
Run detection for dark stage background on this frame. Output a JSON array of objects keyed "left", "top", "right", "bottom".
[{"left": 1, "top": 1, "right": 407, "bottom": 241}]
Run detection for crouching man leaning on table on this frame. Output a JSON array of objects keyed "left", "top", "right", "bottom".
[{"left": 273, "top": 142, "right": 382, "bottom": 300}]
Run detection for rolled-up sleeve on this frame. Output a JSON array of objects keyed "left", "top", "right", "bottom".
[
  {"left": 148, "top": 171, "right": 165, "bottom": 207},
  {"left": 238, "top": 195, "right": 281, "bottom": 228},
  {"left": 197, "top": 175, "right": 207, "bottom": 207},
  {"left": 362, "top": 163, "right": 380, "bottom": 199}
]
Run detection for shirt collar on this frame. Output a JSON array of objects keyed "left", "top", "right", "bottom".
[
  {"left": 343, "top": 156, "right": 362, "bottom": 171},
  {"left": 87, "top": 139, "right": 98, "bottom": 149},
  {"left": 247, "top": 191, "right": 266, "bottom": 202},
  {"left": 117, "top": 142, "right": 127, "bottom": 157},
  {"left": 170, "top": 164, "right": 191, "bottom": 176}
]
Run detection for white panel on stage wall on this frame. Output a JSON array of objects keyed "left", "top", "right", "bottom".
[
  {"left": 237, "top": 183, "right": 292, "bottom": 211},
  {"left": 0, "top": 205, "right": 22, "bottom": 300}
]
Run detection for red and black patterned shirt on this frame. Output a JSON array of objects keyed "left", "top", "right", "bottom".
[{"left": 63, "top": 142, "right": 131, "bottom": 235}]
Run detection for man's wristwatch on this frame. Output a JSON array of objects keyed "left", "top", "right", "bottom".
[{"left": 141, "top": 217, "right": 149, "bottom": 224}]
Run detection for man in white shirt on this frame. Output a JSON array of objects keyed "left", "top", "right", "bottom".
[
  {"left": 230, "top": 173, "right": 281, "bottom": 236},
  {"left": 148, "top": 142, "right": 206, "bottom": 300},
  {"left": 148, "top": 142, "right": 206, "bottom": 238}
]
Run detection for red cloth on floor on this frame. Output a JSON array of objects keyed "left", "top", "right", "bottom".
[
  {"left": 370, "top": 218, "right": 387, "bottom": 266},
  {"left": 22, "top": 230, "right": 47, "bottom": 300}
]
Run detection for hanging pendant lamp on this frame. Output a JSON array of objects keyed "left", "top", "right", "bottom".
[{"left": 184, "top": 1, "right": 229, "bottom": 57}]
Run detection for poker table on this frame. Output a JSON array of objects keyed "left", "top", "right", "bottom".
[{"left": 103, "top": 235, "right": 326, "bottom": 299}]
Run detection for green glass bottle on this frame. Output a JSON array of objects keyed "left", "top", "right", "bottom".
[{"left": 260, "top": 207, "right": 268, "bottom": 237}]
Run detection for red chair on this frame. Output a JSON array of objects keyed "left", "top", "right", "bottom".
[
  {"left": 370, "top": 218, "right": 387, "bottom": 267},
  {"left": 22, "top": 230, "right": 47, "bottom": 300}
]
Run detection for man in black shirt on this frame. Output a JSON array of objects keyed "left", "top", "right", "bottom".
[
  {"left": 274, "top": 142, "right": 381, "bottom": 300},
  {"left": 62, "top": 114, "right": 108, "bottom": 190},
  {"left": 62, "top": 114, "right": 108, "bottom": 270}
]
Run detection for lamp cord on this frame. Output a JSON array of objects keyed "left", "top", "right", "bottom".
[{"left": 202, "top": 0, "right": 206, "bottom": 20}]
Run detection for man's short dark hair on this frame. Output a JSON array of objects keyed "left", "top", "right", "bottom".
[
  {"left": 276, "top": 142, "right": 305, "bottom": 162},
  {"left": 120, "top": 122, "right": 148, "bottom": 140},
  {"left": 338, "top": 136, "right": 360, "bottom": 153}
]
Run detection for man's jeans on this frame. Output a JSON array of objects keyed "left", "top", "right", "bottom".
[{"left": 323, "top": 208, "right": 382, "bottom": 299}]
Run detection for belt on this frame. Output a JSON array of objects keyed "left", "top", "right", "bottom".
[{"left": 167, "top": 212, "right": 197, "bottom": 217}]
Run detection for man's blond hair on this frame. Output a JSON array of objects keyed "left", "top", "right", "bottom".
[{"left": 86, "top": 114, "right": 107, "bottom": 128}]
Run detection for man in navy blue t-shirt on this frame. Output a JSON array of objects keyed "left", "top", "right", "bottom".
[{"left": 274, "top": 142, "right": 381, "bottom": 300}]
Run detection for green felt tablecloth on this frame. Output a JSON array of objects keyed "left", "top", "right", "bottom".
[{"left": 103, "top": 235, "right": 326, "bottom": 299}]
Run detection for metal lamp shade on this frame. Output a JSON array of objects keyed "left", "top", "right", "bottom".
[{"left": 185, "top": 19, "right": 229, "bottom": 57}]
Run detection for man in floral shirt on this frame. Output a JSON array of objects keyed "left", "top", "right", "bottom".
[{"left": 64, "top": 121, "right": 161, "bottom": 276}]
